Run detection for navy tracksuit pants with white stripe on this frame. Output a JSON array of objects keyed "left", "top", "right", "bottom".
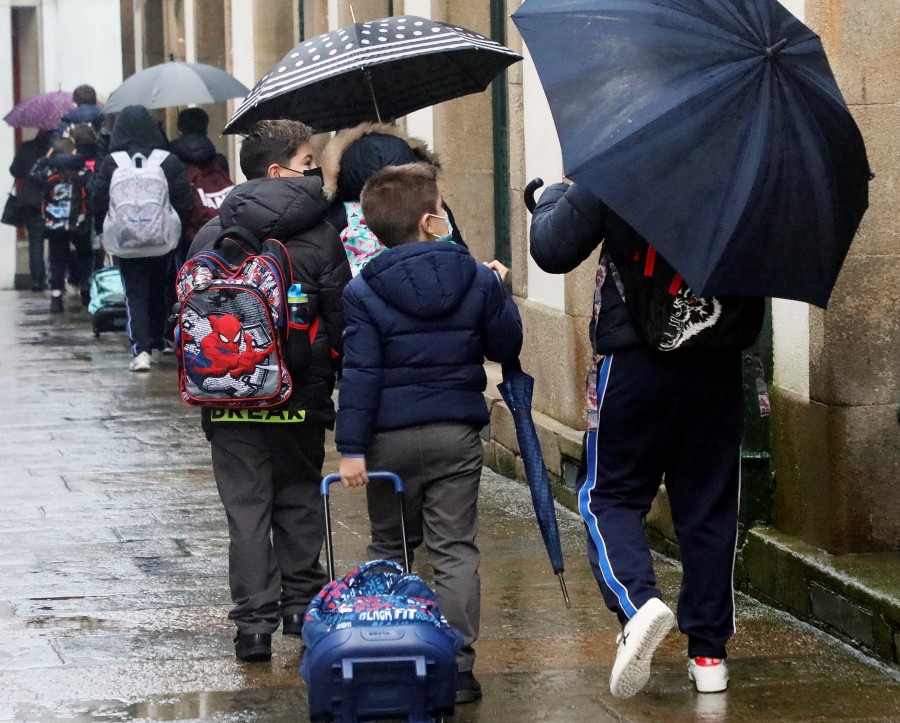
[{"left": 577, "top": 345, "right": 743, "bottom": 659}]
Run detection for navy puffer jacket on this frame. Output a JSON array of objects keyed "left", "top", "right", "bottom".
[{"left": 336, "top": 242, "right": 522, "bottom": 455}]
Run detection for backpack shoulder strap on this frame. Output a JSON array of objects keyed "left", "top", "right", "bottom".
[
  {"left": 111, "top": 151, "right": 132, "bottom": 169},
  {"left": 213, "top": 225, "right": 262, "bottom": 259},
  {"left": 147, "top": 149, "right": 170, "bottom": 167}
]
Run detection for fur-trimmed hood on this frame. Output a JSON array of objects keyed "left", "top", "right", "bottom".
[{"left": 320, "top": 122, "right": 439, "bottom": 202}]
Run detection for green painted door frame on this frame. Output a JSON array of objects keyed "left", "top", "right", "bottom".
[{"left": 491, "top": 0, "right": 511, "bottom": 266}]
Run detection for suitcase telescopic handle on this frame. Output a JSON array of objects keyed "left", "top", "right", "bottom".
[{"left": 320, "top": 472, "right": 411, "bottom": 582}]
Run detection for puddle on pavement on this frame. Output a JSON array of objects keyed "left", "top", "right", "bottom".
[
  {"left": 14, "top": 688, "right": 306, "bottom": 722},
  {"left": 26, "top": 615, "right": 117, "bottom": 631}
]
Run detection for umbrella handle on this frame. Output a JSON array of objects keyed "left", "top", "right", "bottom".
[{"left": 524, "top": 177, "right": 544, "bottom": 213}]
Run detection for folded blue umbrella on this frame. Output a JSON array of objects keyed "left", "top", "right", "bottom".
[{"left": 498, "top": 360, "right": 569, "bottom": 607}]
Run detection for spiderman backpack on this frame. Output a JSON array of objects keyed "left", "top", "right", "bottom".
[{"left": 174, "top": 226, "right": 304, "bottom": 408}]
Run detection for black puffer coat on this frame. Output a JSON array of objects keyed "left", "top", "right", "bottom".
[
  {"left": 191, "top": 176, "right": 352, "bottom": 430},
  {"left": 90, "top": 105, "right": 194, "bottom": 233}
]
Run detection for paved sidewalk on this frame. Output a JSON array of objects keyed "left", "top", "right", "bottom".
[{"left": 1, "top": 289, "right": 899, "bottom": 722}]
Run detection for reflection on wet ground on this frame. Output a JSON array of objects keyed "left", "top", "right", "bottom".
[{"left": 1, "top": 290, "right": 899, "bottom": 722}]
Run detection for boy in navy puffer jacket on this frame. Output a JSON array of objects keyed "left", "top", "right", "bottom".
[{"left": 336, "top": 163, "right": 522, "bottom": 705}]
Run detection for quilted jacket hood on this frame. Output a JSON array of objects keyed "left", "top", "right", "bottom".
[
  {"left": 320, "top": 122, "right": 439, "bottom": 202},
  {"left": 218, "top": 176, "right": 329, "bottom": 242},
  {"left": 361, "top": 242, "right": 476, "bottom": 320}
]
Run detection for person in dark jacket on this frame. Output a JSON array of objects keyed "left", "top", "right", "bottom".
[
  {"left": 337, "top": 163, "right": 522, "bottom": 705},
  {"left": 188, "top": 119, "right": 351, "bottom": 664},
  {"left": 529, "top": 181, "right": 764, "bottom": 699},
  {"left": 53, "top": 84, "right": 103, "bottom": 137},
  {"left": 169, "top": 107, "right": 229, "bottom": 176},
  {"left": 319, "top": 122, "right": 466, "bottom": 275},
  {"left": 92, "top": 105, "right": 193, "bottom": 371},
  {"left": 66, "top": 124, "right": 102, "bottom": 286},
  {"left": 28, "top": 136, "right": 92, "bottom": 312},
  {"left": 9, "top": 129, "right": 53, "bottom": 291},
  {"left": 189, "top": 119, "right": 320, "bottom": 252},
  {"left": 170, "top": 108, "right": 233, "bottom": 264}
]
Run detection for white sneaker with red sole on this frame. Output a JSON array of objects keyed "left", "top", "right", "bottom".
[
  {"left": 609, "top": 597, "right": 675, "bottom": 697},
  {"left": 689, "top": 656, "right": 729, "bottom": 693}
]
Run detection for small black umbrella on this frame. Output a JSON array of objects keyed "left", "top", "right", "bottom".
[
  {"left": 103, "top": 62, "right": 250, "bottom": 114},
  {"left": 498, "top": 360, "right": 569, "bottom": 607},
  {"left": 224, "top": 15, "right": 521, "bottom": 134},
  {"left": 513, "top": 0, "right": 870, "bottom": 308}
]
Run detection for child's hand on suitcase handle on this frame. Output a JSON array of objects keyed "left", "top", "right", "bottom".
[{"left": 339, "top": 455, "right": 369, "bottom": 488}]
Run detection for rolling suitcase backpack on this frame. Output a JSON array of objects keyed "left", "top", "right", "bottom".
[
  {"left": 88, "top": 266, "right": 128, "bottom": 337},
  {"left": 302, "top": 472, "right": 460, "bottom": 723}
]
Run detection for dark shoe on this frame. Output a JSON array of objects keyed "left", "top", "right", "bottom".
[
  {"left": 282, "top": 613, "right": 304, "bottom": 637},
  {"left": 31, "top": 281, "right": 46, "bottom": 292},
  {"left": 49, "top": 295, "right": 63, "bottom": 314},
  {"left": 455, "top": 670, "right": 482, "bottom": 704},
  {"left": 234, "top": 633, "right": 272, "bottom": 662}
]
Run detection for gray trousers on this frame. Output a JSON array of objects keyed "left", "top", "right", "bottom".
[
  {"left": 209, "top": 422, "right": 328, "bottom": 633},
  {"left": 365, "top": 422, "right": 483, "bottom": 672}
]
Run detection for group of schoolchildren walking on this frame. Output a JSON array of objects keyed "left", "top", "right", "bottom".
[
  {"left": 10, "top": 93, "right": 760, "bottom": 707},
  {"left": 182, "top": 118, "right": 520, "bottom": 706},
  {"left": 9, "top": 87, "right": 232, "bottom": 373}
]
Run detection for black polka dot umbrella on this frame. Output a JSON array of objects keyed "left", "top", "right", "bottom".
[{"left": 224, "top": 15, "right": 522, "bottom": 134}]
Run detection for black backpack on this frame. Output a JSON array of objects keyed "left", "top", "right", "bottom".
[{"left": 609, "top": 242, "right": 764, "bottom": 352}]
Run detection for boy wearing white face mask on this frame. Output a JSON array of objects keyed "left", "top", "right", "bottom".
[{"left": 336, "top": 163, "right": 523, "bottom": 705}]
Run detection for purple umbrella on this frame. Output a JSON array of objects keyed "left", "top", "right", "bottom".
[{"left": 4, "top": 91, "right": 73, "bottom": 130}]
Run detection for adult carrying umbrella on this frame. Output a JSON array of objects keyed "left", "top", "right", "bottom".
[
  {"left": 103, "top": 62, "right": 250, "bottom": 114},
  {"left": 4, "top": 91, "right": 73, "bottom": 130},
  {"left": 498, "top": 360, "right": 569, "bottom": 607},
  {"left": 512, "top": 0, "right": 870, "bottom": 308},
  {"left": 224, "top": 15, "right": 521, "bottom": 134}
]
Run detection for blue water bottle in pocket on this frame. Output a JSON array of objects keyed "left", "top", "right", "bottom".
[{"left": 287, "top": 283, "right": 309, "bottom": 326}]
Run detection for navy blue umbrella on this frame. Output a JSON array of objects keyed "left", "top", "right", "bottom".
[
  {"left": 498, "top": 360, "right": 569, "bottom": 607},
  {"left": 513, "top": 0, "right": 870, "bottom": 308}
]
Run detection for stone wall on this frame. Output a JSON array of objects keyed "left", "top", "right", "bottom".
[{"left": 771, "top": 2, "right": 900, "bottom": 554}]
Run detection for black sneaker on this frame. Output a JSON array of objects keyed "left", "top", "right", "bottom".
[
  {"left": 49, "top": 295, "right": 63, "bottom": 314},
  {"left": 455, "top": 670, "right": 482, "bottom": 704},
  {"left": 282, "top": 613, "right": 304, "bottom": 637},
  {"left": 234, "top": 632, "right": 272, "bottom": 662}
]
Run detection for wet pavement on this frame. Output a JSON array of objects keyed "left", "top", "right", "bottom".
[{"left": 1, "top": 288, "right": 900, "bottom": 722}]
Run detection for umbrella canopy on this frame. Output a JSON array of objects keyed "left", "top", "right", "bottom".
[
  {"left": 224, "top": 15, "right": 521, "bottom": 134},
  {"left": 4, "top": 91, "right": 73, "bottom": 130},
  {"left": 497, "top": 362, "right": 569, "bottom": 606},
  {"left": 103, "top": 62, "right": 250, "bottom": 114},
  {"left": 513, "top": 0, "right": 870, "bottom": 308}
]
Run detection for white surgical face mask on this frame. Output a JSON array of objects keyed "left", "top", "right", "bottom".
[{"left": 428, "top": 212, "right": 453, "bottom": 242}]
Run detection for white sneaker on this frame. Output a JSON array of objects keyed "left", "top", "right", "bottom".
[
  {"left": 689, "top": 657, "right": 729, "bottom": 693},
  {"left": 129, "top": 351, "right": 152, "bottom": 372},
  {"left": 609, "top": 597, "right": 675, "bottom": 698}
]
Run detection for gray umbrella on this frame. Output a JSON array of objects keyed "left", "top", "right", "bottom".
[{"left": 103, "top": 62, "right": 250, "bottom": 114}]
